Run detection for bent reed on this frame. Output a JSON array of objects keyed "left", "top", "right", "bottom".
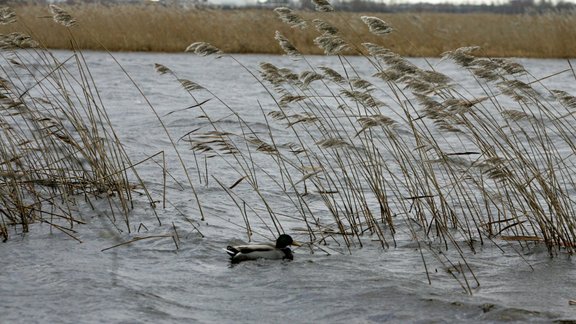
[
  {"left": 0, "top": 5, "right": 168, "bottom": 243},
  {"left": 177, "top": 5, "right": 576, "bottom": 291},
  {"left": 0, "top": 3, "right": 575, "bottom": 57},
  {"left": 3, "top": 3, "right": 576, "bottom": 290}
]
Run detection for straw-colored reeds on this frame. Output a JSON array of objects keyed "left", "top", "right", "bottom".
[
  {"left": 166, "top": 6, "right": 576, "bottom": 291},
  {"left": 1, "top": 3, "right": 576, "bottom": 57},
  {"left": 3, "top": 2, "right": 576, "bottom": 290},
  {"left": 0, "top": 5, "right": 163, "bottom": 242}
]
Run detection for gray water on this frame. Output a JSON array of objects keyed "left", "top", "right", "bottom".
[{"left": 1, "top": 52, "right": 576, "bottom": 323}]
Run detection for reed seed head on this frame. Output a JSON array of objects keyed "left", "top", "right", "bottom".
[
  {"left": 501, "top": 109, "right": 535, "bottom": 121},
  {"left": 496, "top": 59, "right": 527, "bottom": 75},
  {"left": 362, "top": 43, "right": 394, "bottom": 57},
  {"left": 249, "top": 137, "right": 278, "bottom": 154},
  {"left": 275, "top": 31, "right": 301, "bottom": 57},
  {"left": 274, "top": 7, "right": 307, "bottom": 29},
  {"left": 374, "top": 69, "right": 402, "bottom": 82},
  {"left": 415, "top": 94, "right": 442, "bottom": 112},
  {"left": 470, "top": 67, "right": 500, "bottom": 81},
  {"left": 319, "top": 66, "right": 345, "bottom": 83},
  {"left": 404, "top": 78, "right": 435, "bottom": 94},
  {"left": 49, "top": 5, "right": 77, "bottom": 28},
  {"left": 498, "top": 80, "right": 540, "bottom": 100},
  {"left": 442, "top": 46, "right": 480, "bottom": 67},
  {"left": 259, "top": 62, "right": 285, "bottom": 85},
  {"left": 312, "top": 0, "right": 335, "bottom": 12},
  {"left": 341, "top": 89, "right": 384, "bottom": 108},
  {"left": 313, "top": 19, "right": 339, "bottom": 35},
  {"left": 476, "top": 157, "right": 513, "bottom": 182},
  {"left": 314, "top": 34, "right": 349, "bottom": 55},
  {"left": 0, "top": 32, "right": 38, "bottom": 49},
  {"left": 350, "top": 78, "right": 373, "bottom": 90},
  {"left": 178, "top": 79, "right": 204, "bottom": 92},
  {"left": 418, "top": 70, "right": 452, "bottom": 85},
  {"left": 185, "top": 42, "right": 223, "bottom": 57},
  {"left": 441, "top": 97, "right": 486, "bottom": 114},
  {"left": 287, "top": 113, "right": 319, "bottom": 127},
  {"left": 361, "top": 16, "right": 393, "bottom": 36},
  {"left": 0, "top": 7, "right": 16, "bottom": 25},
  {"left": 300, "top": 71, "right": 324, "bottom": 88},
  {"left": 316, "top": 138, "right": 350, "bottom": 148},
  {"left": 356, "top": 115, "right": 396, "bottom": 137},
  {"left": 279, "top": 94, "right": 307, "bottom": 107},
  {"left": 154, "top": 63, "right": 172, "bottom": 75},
  {"left": 551, "top": 90, "right": 576, "bottom": 109}
]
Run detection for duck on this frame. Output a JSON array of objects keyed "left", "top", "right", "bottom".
[{"left": 225, "top": 234, "right": 301, "bottom": 264}]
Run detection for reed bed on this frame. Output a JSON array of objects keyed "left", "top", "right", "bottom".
[
  {"left": 3, "top": 3, "right": 576, "bottom": 291},
  {"left": 1, "top": 4, "right": 576, "bottom": 57},
  {"left": 166, "top": 5, "right": 576, "bottom": 291},
  {"left": 0, "top": 5, "right": 163, "bottom": 242}
]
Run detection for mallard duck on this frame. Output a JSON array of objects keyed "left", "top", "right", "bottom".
[{"left": 225, "top": 234, "right": 301, "bottom": 264}]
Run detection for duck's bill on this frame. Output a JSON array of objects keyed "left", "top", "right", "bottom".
[{"left": 291, "top": 241, "right": 302, "bottom": 247}]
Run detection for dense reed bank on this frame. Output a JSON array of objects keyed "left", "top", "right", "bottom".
[
  {"left": 0, "top": 5, "right": 169, "bottom": 243},
  {"left": 173, "top": 3, "right": 576, "bottom": 291},
  {"left": 3, "top": 3, "right": 576, "bottom": 293},
  {"left": 2, "top": 4, "right": 576, "bottom": 57}
]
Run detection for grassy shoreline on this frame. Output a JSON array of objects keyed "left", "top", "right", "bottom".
[{"left": 2, "top": 4, "right": 576, "bottom": 57}]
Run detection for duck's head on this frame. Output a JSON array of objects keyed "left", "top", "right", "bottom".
[{"left": 276, "top": 234, "right": 301, "bottom": 249}]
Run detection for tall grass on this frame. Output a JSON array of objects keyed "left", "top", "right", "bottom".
[
  {"left": 0, "top": 5, "right": 163, "bottom": 242},
  {"left": 3, "top": 3, "right": 576, "bottom": 291},
  {"left": 170, "top": 6, "right": 576, "bottom": 292},
  {"left": 1, "top": 3, "right": 576, "bottom": 57}
]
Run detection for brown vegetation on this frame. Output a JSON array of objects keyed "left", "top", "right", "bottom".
[
  {"left": 2, "top": 3, "right": 576, "bottom": 57},
  {"left": 0, "top": 5, "right": 170, "bottom": 243},
  {"left": 177, "top": 8, "right": 576, "bottom": 290},
  {"left": 3, "top": 3, "right": 576, "bottom": 289}
]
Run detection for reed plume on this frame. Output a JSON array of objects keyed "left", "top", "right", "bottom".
[
  {"left": 49, "top": 4, "right": 76, "bottom": 27},
  {"left": 361, "top": 16, "right": 393, "bottom": 36},
  {"left": 185, "top": 42, "right": 222, "bottom": 57}
]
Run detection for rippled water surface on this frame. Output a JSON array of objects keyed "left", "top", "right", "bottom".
[{"left": 1, "top": 52, "right": 576, "bottom": 323}]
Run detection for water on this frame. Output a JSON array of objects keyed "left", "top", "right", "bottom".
[{"left": 1, "top": 52, "right": 576, "bottom": 323}]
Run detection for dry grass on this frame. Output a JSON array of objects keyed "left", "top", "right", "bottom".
[
  {"left": 0, "top": 5, "right": 171, "bottom": 243},
  {"left": 3, "top": 3, "right": 576, "bottom": 290},
  {"left": 1, "top": 4, "right": 576, "bottom": 57},
  {"left": 169, "top": 9, "right": 576, "bottom": 291}
]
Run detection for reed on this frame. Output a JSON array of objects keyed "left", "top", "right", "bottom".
[
  {"left": 0, "top": 5, "right": 164, "bottom": 242},
  {"left": 3, "top": 3, "right": 576, "bottom": 290},
  {"left": 172, "top": 6, "right": 576, "bottom": 292},
  {"left": 1, "top": 4, "right": 576, "bottom": 57}
]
